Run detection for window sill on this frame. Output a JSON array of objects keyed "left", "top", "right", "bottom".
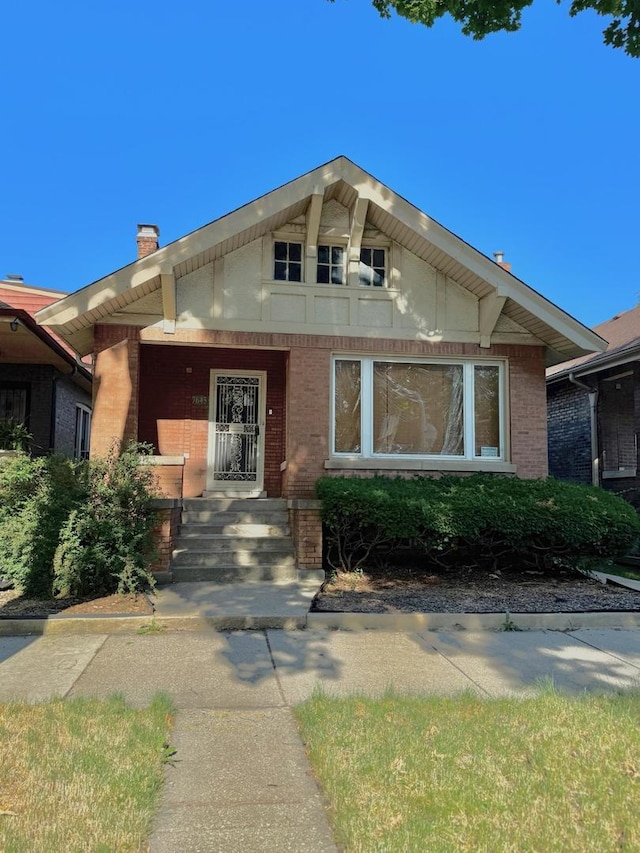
[
  {"left": 324, "top": 457, "right": 516, "bottom": 474},
  {"left": 138, "top": 455, "right": 185, "bottom": 466},
  {"left": 602, "top": 469, "right": 637, "bottom": 480}
]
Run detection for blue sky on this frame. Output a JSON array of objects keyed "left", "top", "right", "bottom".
[{"left": 2, "top": 0, "right": 639, "bottom": 328}]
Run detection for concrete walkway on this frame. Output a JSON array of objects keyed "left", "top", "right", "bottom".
[{"left": 2, "top": 627, "right": 640, "bottom": 851}]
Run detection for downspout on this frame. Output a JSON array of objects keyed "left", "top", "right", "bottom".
[{"left": 568, "top": 372, "right": 599, "bottom": 487}]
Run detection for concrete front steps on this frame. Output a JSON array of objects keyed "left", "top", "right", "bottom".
[{"left": 170, "top": 498, "right": 297, "bottom": 583}]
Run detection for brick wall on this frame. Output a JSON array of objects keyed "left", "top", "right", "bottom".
[
  {"left": 507, "top": 347, "right": 549, "bottom": 479},
  {"left": 53, "top": 376, "right": 92, "bottom": 457},
  {"left": 547, "top": 380, "right": 592, "bottom": 485},
  {"left": 92, "top": 325, "right": 549, "bottom": 567},
  {"left": 92, "top": 325, "right": 140, "bottom": 456},
  {"left": 94, "top": 325, "right": 548, "bottom": 494},
  {"left": 137, "top": 343, "right": 286, "bottom": 497},
  {"left": 0, "top": 363, "right": 54, "bottom": 455}
]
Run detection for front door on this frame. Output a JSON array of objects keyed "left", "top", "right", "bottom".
[{"left": 207, "top": 370, "right": 266, "bottom": 496}]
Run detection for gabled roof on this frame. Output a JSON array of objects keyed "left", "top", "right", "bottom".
[
  {"left": 546, "top": 303, "right": 640, "bottom": 382},
  {"left": 36, "top": 156, "right": 605, "bottom": 365}
]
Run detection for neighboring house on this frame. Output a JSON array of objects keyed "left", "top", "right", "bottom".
[
  {"left": 36, "top": 157, "right": 604, "bottom": 570},
  {"left": 547, "top": 303, "right": 640, "bottom": 492},
  {"left": 0, "top": 277, "right": 92, "bottom": 457}
]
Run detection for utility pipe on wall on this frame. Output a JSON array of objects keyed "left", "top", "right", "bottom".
[{"left": 568, "top": 372, "right": 599, "bottom": 487}]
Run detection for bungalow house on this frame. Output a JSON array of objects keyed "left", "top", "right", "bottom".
[
  {"left": 547, "top": 303, "right": 640, "bottom": 493},
  {"left": 0, "top": 277, "right": 92, "bottom": 457},
  {"left": 36, "top": 157, "right": 604, "bottom": 578}
]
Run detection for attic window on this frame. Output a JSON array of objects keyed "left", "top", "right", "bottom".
[
  {"left": 317, "top": 245, "right": 345, "bottom": 285},
  {"left": 274, "top": 241, "right": 302, "bottom": 282},
  {"left": 359, "top": 247, "right": 386, "bottom": 287}
]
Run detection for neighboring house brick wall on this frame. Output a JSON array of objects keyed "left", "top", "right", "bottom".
[
  {"left": 53, "top": 375, "right": 92, "bottom": 457},
  {"left": 547, "top": 381, "right": 592, "bottom": 485},
  {"left": 0, "top": 363, "right": 54, "bottom": 455}
]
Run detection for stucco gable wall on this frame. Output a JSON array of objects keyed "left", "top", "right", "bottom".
[{"left": 165, "top": 228, "right": 519, "bottom": 346}]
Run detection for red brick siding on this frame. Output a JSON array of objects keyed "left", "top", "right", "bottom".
[
  {"left": 289, "top": 507, "right": 324, "bottom": 569},
  {"left": 92, "top": 325, "right": 140, "bottom": 457},
  {"left": 93, "top": 325, "right": 548, "bottom": 498},
  {"left": 138, "top": 344, "right": 286, "bottom": 497},
  {"left": 507, "top": 347, "right": 548, "bottom": 479},
  {"left": 150, "top": 506, "right": 181, "bottom": 574}
]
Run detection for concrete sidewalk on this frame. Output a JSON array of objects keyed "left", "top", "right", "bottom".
[{"left": 2, "top": 627, "right": 640, "bottom": 851}]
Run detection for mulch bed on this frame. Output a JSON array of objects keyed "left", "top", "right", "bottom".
[
  {"left": 0, "top": 589, "right": 154, "bottom": 619},
  {"left": 312, "top": 566, "right": 640, "bottom": 614}
]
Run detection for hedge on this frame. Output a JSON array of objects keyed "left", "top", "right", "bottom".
[{"left": 315, "top": 474, "right": 640, "bottom": 574}]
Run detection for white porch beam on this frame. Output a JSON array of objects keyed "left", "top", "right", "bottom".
[
  {"left": 347, "top": 197, "right": 369, "bottom": 287},
  {"left": 479, "top": 292, "right": 507, "bottom": 348},
  {"left": 161, "top": 270, "right": 176, "bottom": 334},
  {"left": 304, "top": 189, "right": 324, "bottom": 283}
]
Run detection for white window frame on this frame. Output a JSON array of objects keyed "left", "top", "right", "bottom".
[
  {"left": 273, "top": 239, "right": 304, "bottom": 282},
  {"left": 331, "top": 355, "right": 506, "bottom": 462},
  {"left": 74, "top": 403, "right": 92, "bottom": 460},
  {"left": 317, "top": 243, "right": 346, "bottom": 285},
  {"left": 359, "top": 245, "right": 387, "bottom": 288}
]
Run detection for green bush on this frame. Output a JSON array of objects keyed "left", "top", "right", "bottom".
[
  {"left": 0, "top": 420, "right": 32, "bottom": 451},
  {"left": 316, "top": 474, "right": 640, "bottom": 574},
  {"left": 0, "top": 454, "right": 85, "bottom": 596},
  {"left": 53, "top": 443, "right": 159, "bottom": 598},
  {"left": 0, "top": 443, "right": 159, "bottom": 599}
]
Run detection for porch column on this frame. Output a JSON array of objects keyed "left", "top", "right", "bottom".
[{"left": 92, "top": 324, "right": 141, "bottom": 456}]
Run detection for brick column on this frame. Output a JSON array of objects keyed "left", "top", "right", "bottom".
[
  {"left": 288, "top": 499, "right": 324, "bottom": 570},
  {"left": 92, "top": 324, "right": 141, "bottom": 456}
]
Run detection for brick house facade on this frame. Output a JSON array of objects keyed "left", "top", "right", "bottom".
[
  {"left": 37, "top": 158, "right": 604, "bottom": 573},
  {"left": 547, "top": 304, "right": 640, "bottom": 494}
]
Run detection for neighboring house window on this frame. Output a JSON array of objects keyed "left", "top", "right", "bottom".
[
  {"left": 274, "top": 241, "right": 302, "bottom": 281},
  {"left": 333, "top": 357, "right": 503, "bottom": 460},
  {"left": 600, "top": 373, "right": 636, "bottom": 476},
  {"left": 317, "top": 245, "right": 345, "bottom": 284},
  {"left": 0, "top": 383, "right": 29, "bottom": 425},
  {"left": 75, "top": 404, "right": 91, "bottom": 460},
  {"left": 359, "top": 247, "right": 386, "bottom": 287}
]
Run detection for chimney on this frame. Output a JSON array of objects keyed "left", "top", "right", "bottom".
[
  {"left": 136, "top": 224, "right": 160, "bottom": 259},
  {"left": 493, "top": 251, "right": 511, "bottom": 273}
]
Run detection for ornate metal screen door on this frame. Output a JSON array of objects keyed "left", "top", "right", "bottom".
[{"left": 207, "top": 371, "right": 266, "bottom": 495}]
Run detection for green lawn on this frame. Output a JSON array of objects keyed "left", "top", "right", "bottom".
[
  {"left": 604, "top": 565, "right": 640, "bottom": 582},
  {"left": 0, "top": 694, "right": 174, "bottom": 852},
  {"left": 295, "top": 689, "right": 640, "bottom": 852}
]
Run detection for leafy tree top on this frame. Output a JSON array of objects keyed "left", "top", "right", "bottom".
[{"left": 330, "top": 0, "right": 639, "bottom": 57}]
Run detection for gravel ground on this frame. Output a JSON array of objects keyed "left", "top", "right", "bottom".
[{"left": 312, "top": 569, "right": 640, "bottom": 614}]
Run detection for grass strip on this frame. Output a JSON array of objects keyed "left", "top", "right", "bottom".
[
  {"left": 295, "top": 688, "right": 640, "bottom": 852},
  {"left": 0, "top": 693, "right": 174, "bottom": 853}
]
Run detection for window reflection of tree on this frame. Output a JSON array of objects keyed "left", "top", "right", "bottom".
[
  {"left": 374, "top": 363, "right": 463, "bottom": 456},
  {"left": 334, "top": 360, "right": 361, "bottom": 453}
]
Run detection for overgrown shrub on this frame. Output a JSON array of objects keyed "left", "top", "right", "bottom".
[
  {"left": 0, "top": 454, "right": 85, "bottom": 596},
  {"left": 0, "top": 442, "right": 159, "bottom": 599},
  {"left": 316, "top": 474, "right": 640, "bottom": 574},
  {"left": 53, "top": 443, "right": 159, "bottom": 598},
  {"left": 0, "top": 419, "right": 32, "bottom": 451}
]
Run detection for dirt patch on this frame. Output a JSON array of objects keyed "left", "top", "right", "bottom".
[
  {"left": 312, "top": 565, "right": 640, "bottom": 614},
  {"left": 0, "top": 589, "right": 154, "bottom": 619}
]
